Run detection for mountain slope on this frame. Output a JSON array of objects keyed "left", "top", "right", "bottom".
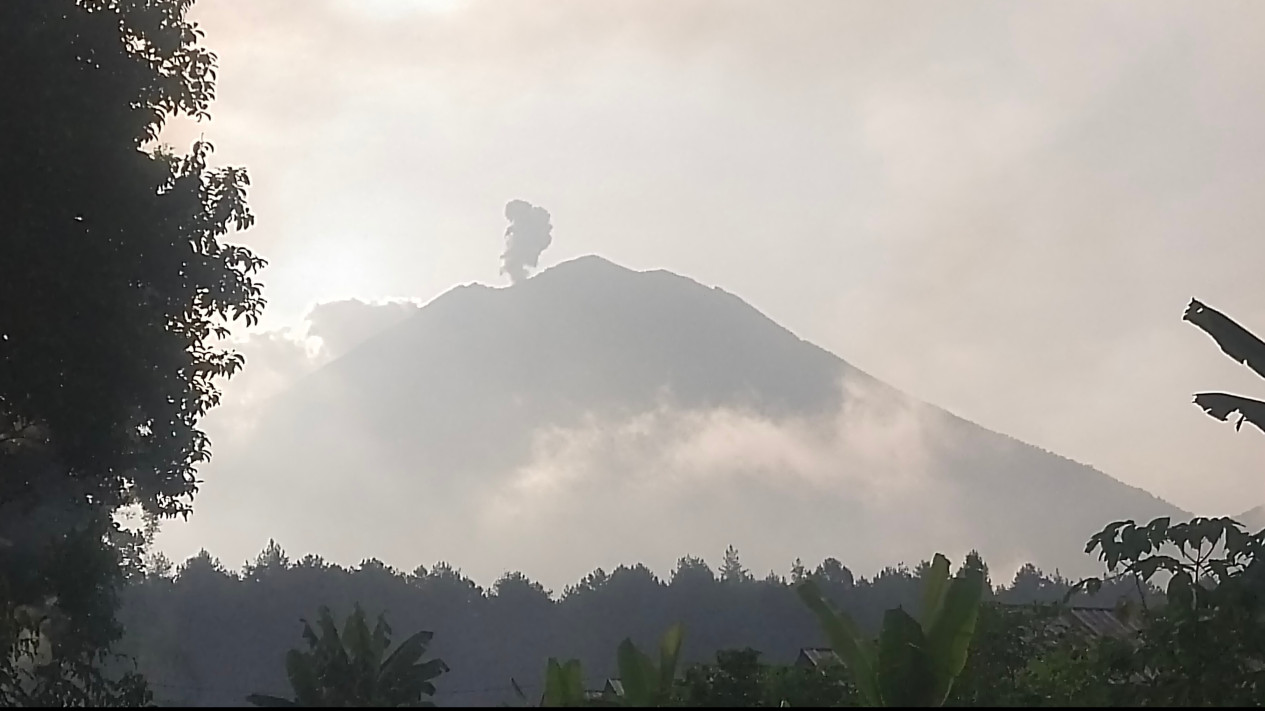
[
  {"left": 209, "top": 255, "right": 1184, "bottom": 585},
  {"left": 1235, "top": 505, "right": 1265, "bottom": 532}
]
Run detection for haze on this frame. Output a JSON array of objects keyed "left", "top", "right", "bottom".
[{"left": 155, "top": 0, "right": 1265, "bottom": 588}]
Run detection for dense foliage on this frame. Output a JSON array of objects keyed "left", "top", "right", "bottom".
[
  {"left": 1, "top": 0, "right": 262, "bottom": 703},
  {"left": 115, "top": 545, "right": 1137, "bottom": 706},
  {"left": 246, "top": 605, "right": 448, "bottom": 708},
  {"left": 1067, "top": 516, "right": 1265, "bottom": 706},
  {"left": 674, "top": 648, "right": 856, "bottom": 707},
  {"left": 797, "top": 553, "right": 986, "bottom": 706}
]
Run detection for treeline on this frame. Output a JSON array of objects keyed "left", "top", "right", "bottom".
[{"left": 116, "top": 543, "right": 1135, "bottom": 707}]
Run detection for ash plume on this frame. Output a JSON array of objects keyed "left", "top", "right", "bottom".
[{"left": 501, "top": 199, "right": 553, "bottom": 283}]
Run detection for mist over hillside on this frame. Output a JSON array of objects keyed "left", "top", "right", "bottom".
[{"left": 180, "top": 255, "right": 1184, "bottom": 587}]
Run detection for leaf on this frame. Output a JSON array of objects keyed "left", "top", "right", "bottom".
[
  {"left": 924, "top": 566, "right": 985, "bottom": 705},
  {"left": 1184, "top": 299, "right": 1265, "bottom": 379},
  {"left": 542, "top": 658, "right": 575, "bottom": 707},
  {"left": 560, "top": 659, "right": 585, "bottom": 706},
  {"left": 542, "top": 659, "right": 564, "bottom": 707},
  {"left": 284, "top": 649, "right": 322, "bottom": 707},
  {"left": 657, "top": 623, "right": 685, "bottom": 695},
  {"left": 617, "top": 638, "right": 659, "bottom": 707},
  {"left": 1193, "top": 393, "right": 1265, "bottom": 434},
  {"left": 316, "top": 607, "right": 346, "bottom": 664},
  {"left": 380, "top": 628, "right": 435, "bottom": 679},
  {"left": 1144, "top": 517, "right": 1172, "bottom": 546},
  {"left": 411, "top": 658, "right": 450, "bottom": 684},
  {"left": 1133, "top": 555, "right": 1181, "bottom": 582},
  {"left": 371, "top": 613, "right": 392, "bottom": 668},
  {"left": 796, "top": 580, "right": 880, "bottom": 706},
  {"left": 876, "top": 608, "right": 933, "bottom": 706},
  {"left": 1226, "top": 525, "right": 1250, "bottom": 554},
  {"left": 542, "top": 658, "right": 585, "bottom": 707},
  {"left": 1167, "top": 570, "right": 1195, "bottom": 610},
  {"left": 920, "top": 554, "right": 951, "bottom": 628},
  {"left": 344, "top": 604, "right": 372, "bottom": 661},
  {"left": 299, "top": 618, "right": 320, "bottom": 651}
]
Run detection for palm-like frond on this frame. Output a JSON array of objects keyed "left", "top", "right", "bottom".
[
  {"left": 1187, "top": 299, "right": 1265, "bottom": 436},
  {"left": 1185, "top": 299, "right": 1265, "bottom": 379},
  {"left": 1193, "top": 393, "right": 1265, "bottom": 434},
  {"left": 248, "top": 606, "right": 447, "bottom": 708}
]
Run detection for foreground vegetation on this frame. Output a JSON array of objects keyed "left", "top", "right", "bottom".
[
  {"left": 147, "top": 515, "right": 1255, "bottom": 708},
  {"left": 7, "top": 0, "right": 1265, "bottom": 706},
  {"left": 113, "top": 545, "right": 1129, "bottom": 706}
]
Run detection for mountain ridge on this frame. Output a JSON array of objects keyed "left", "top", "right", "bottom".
[{"left": 213, "top": 254, "right": 1185, "bottom": 586}]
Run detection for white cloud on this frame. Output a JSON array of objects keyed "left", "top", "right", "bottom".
[{"left": 475, "top": 379, "right": 973, "bottom": 590}]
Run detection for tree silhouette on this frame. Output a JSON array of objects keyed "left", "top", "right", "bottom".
[
  {"left": 113, "top": 546, "right": 1136, "bottom": 706},
  {"left": 813, "top": 558, "right": 855, "bottom": 590},
  {"left": 1, "top": 0, "right": 262, "bottom": 702},
  {"left": 719, "top": 546, "right": 753, "bottom": 584},
  {"left": 670, "top": 556, "right": 716, "bottom": 589},
  {"left": 246, "top": 605, "right": 447, "bottom": 708}
]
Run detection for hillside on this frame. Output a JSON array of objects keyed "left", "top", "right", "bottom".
[{"left": 210, "top": 255, "right": 1185, "bottom": 586}]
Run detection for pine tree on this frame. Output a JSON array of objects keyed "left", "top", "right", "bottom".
[{"left": 719, "top": 545, "right": 753, "bottom": 584}]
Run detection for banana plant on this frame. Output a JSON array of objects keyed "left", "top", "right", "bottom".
[
  {"left": 526, "top": 658, "right": 590, "bottom": 707},
  {"left": 509, "top": 658, "right": 605, "bottom": 708},
  {"left": 615, "top": 622, "right": 684, "bottom": 707},
  {"left": 796, "top": 554, "right": 985, "bottom": 707},
  {"left": 511, "top": 624, "right": 684, "bottom": 707},
  {"left": 246, "top": 604, "right": 448, "bottom": 707}
]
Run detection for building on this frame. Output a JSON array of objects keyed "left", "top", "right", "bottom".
[
  {"left": 1047, "top": 605, "right": 1145, "bottom": 640},
  {"left": 795, "top": 647, "right": 842, "bottom": 670},
  {"left": 583, "top": 679, "right": 624, "bottom": 702}
]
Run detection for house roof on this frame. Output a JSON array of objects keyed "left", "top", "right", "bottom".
[
  {"left": 583, "top": 679, "right": 624, "bottom": 701},
  {"left": 1058, "top": 606, "right": 1144, "bottom": 639},
  {"left": 994, "top": 602, "right": 1144, "bottom": 641},
  {"left": 796, "top": 647, "right": 842, "bottom": 668}
]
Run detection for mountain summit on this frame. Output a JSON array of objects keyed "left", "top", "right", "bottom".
[{"left": 214, "top": 255, "right": 1184, "bottom": 585}]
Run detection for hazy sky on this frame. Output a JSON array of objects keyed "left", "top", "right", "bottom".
[{"left": 159, "top": 0, "right": 1265, "bottom": 571}]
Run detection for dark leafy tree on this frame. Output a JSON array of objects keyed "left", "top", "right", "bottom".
[
  {"left": 944, "top": 602, "right": 1062, "bottom": 706},
  {"left": 1071, "top": 516, "right": 1265, "bottom": 706},
  {"left": 494, "top": 571, "right": 553, "bottom": 606},
  {"left": 789, "top": 559, "right": 808, "bottom": 584},
  {"left": 243, "top": 540, "right": 293, "bottom": 583},
  {"left": 1038, "top": 300, "right": 1265, "bottom": 705},
  {"left": 1, "top": 0, "right": 263, "bottom": 702},
  {"left": 669, "top": 556, "right": 716, "bottom": 589},
  {"left": 813, "top": 558, "right": 855, "bottom": 590}
]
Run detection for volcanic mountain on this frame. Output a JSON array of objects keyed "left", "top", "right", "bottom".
[{"left": 206, "top": 255, "right": 1184, "bottom": 584}]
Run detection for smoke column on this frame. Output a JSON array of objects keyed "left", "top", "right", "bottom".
[{"left": 501, "top": 199, "right": 553, "bottom": 283}]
